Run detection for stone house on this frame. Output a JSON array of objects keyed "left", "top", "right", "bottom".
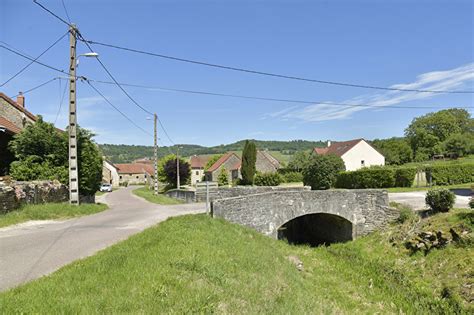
[
  {"left": 313, "top": 139, "right": 385, "bottom": 171},
  {"left": 102, "top": 160, "right": 120, "bottom": 187},
  {"left": 205, "top": 151, "right": 281, "bottom": 182},
  {"left": 0, "top": 92, "right": 36, "bottom": 175},
  {"left": 189, "top": 155, "right": 211, "bottom": 186},
  {"left": 115, "top": 163, "right": 155, "bottom": 185}
]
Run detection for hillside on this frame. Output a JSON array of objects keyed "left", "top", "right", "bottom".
[
  {"left": 99, "top": 139, "right": 325, "bottom": 163},
  {"left": 1, "top": 209, "right": 472, "bottom": 313}
]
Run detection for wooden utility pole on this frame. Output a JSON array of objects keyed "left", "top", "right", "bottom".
[
  {"left": 68, "top": 24, "right": 79, "bottom": 205},
  {"left": 153, "top": 113, "right": 159, "bottom": 195}
]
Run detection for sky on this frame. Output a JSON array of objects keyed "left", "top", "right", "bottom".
[{"left": 1, "top": 0, "right": 473, "bottom": 147}]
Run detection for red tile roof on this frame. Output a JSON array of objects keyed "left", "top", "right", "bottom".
[
  {"left": 0, "top": 93, "right": 37, "bottom": 122},
  {"left": 116, "top": 163, "right": 154, "bottom": 175},
  {"left": 207, "top": 152, "right": 240, "bottom": 172},
  {"left": 0, "top": 116, "right": 21, "bottom": 134},
  {"left": 190, "top": 155, "right": 211, "bottom": 169},
  {"left": 313, "top": 139, "right": 364, "bottom": 157}
]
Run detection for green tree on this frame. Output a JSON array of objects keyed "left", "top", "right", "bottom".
[
  {"left": 302, "top": 154, "right": 345, "bottom": 190},
  {"left": 158, "top": 154, "right": 191, "bottom": 189},
  {"left": 371, "top": 138, "right": 413, "bottom": 165},
  {"left": 443, "top": 133, "right": 474, "bottom": 158},
  {"left": 241, "top": 140, "right": 257, "bottom": 185},
  {"left": 287, "top": 150, "right": 311, "bottom": 171},
  {"left": 9, "top": 117, "right": 102, "bottom": 196},
  {"left": 405, "top": 108, "right": 473, "bottom": 160},
  {"left": 204, "top": 154, "right": 223, "bottom": 171},
  {"left": 217, "top": 168, "right": 229, "bottom": 186}
]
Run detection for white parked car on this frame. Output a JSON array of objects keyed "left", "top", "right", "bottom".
[{"left": 99, "top": 183, "right": 113, "bottom": 192}]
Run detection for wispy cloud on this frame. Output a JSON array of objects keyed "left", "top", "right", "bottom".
[{"left": 268, "top": 63, "right": 474, "bottom": 122}]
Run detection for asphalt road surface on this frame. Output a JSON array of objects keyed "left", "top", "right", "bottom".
[
  {"left": 388, "top": 189, "right": 472, "bottom": 210},
  {"left": 0, "top": 186, "right": 205, "bottom": 292}
]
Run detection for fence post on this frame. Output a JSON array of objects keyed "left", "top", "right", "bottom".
[{"left": 206, "top": 181, "right": 210, "bottom": 215}]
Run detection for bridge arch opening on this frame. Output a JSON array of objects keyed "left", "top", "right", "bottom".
[{"left": 277, "top": 213, "right": 353, "bottom": 246}]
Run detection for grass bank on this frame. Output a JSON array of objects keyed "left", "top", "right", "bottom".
[
  {"left": 1, "top": 208, "right": 472, "bottom": 313},
  {"left": 0, "top": 203, "right": 108, "bottom": 228},
  {"left": 132, "top": 186, "right": 184, "bottom": 205}
]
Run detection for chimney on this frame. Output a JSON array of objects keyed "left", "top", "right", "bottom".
[
  {"left": 16, "top": 92, "right": 25, "bottom": 108},
  {"left": 327, "top": 140, "right": 331, "bottom": 147}
]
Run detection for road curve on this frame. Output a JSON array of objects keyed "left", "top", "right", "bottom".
[{"left": 0, "top": 186, "right": 205, "bottom": 291}]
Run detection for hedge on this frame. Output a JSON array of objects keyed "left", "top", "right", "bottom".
[
  {"left": 426, "top": 163, "right": 474, "bottom": 185},
  {"left": 335, "top": 166, "right": 417, "bottom": 189},
  {"left": 254, "top": 172, "right": 283, "bottom": 186},
  {"left": 281, "top": 171, "right": 303, "bottom": 183}
]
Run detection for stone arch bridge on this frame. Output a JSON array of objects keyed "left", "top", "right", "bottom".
[{"left": 211, "top": 190, "right": 399, "bottom": 245}]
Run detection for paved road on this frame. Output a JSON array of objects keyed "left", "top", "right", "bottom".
[
  {"left": 388, "top": 189, "right": 472, "bottom": 210},
  {"left": 0, "top": 186, "right": 205, "bottom": 291}
]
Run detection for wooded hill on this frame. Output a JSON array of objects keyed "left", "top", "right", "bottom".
[{"left": 99, "top": 140, "right": 326, "bottom": 163}]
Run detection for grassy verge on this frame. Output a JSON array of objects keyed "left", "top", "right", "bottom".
[
  {"left": 0, "top": 203, "right": 108, "bottom": 228},
  {"left": 132, "top": 186, "right": 184, "bottom": 205},
  {"left": 1, "top": 209, "right": 472, "bottom": 313},
  {"left": 387, "top": 182, "right": 473, "bottom": 193}
]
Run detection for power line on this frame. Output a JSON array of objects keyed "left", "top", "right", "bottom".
[
  {"left": 9, "top": 77, "right": 59, "bottom": 99},
  {"left": 0, "top": 44, "right": 68, "bottom": 75},
  {"left": 54, "top": 78, "right": 68, "bottom": 125},
  {"left": 86, "top": 80, "right": 153, "bottom": 137},
  {"left": 82, "top": 78, "right": 474, "bottom": 110},
  {"left": 82, "top": 39, "right": 474, "bottom": 94},
  {"left": 61, "top": 0, "right": 72, "bottom": 24},
  {"left": 1, "top": 31, "right": 69, "bottom": 87},
  {"left": 33, "top": 0, "right": 71, "bottom": 27}
]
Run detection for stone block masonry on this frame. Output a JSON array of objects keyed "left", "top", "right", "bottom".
[
  {"left": 0, "top": 180, "right": 69, "bottom": 214},
  {"left": 212, "top": 189, "right": 399, "bottom": 239}
]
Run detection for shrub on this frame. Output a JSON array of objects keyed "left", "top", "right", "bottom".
[
  {"left": 303, "top": 154, "right": 345, "bottom": 190},
  {"left": 394, "top": 167, "right": 417, "bottom": 187},
  {"left": 425, "top": 163, "right": 474, "bottom": 185},
  {"left": 281, "top": 171, "right": 303, "bottom": 183},
  {"left": 335, "top": 167, "right": 395, "bottom": 189},
  {"left": 469, "top": 197, "right": 474, "bottom": 209},
  {"left": 425, "top": 189, "right": 456, "bottom": 213},
  {"left": 217, "top": 168, "right": 229, "bottom": 186},
  {"left": 254, "top": 172, "right": 283, "bottom": 186}
]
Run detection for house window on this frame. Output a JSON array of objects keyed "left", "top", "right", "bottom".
[
  {"left": 136, "top": 176, "right": 139, "bottom": 179},
  {"left": 361, "top": 160, "right": 365, "bottom": 167},
  {"left": 119, "top": 175, "right": 122, "bottom": 179},
  {"left": 196, "top": 171, "right": 199, "bottom": 175}
]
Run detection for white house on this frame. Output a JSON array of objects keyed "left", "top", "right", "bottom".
[
  {"left": 189, "top": 155, "right": 211, "bottom": 186},
  {"left": 313, "top": 139, "right": 385, "bottom": 171},
  {"left": 102, "top": 160, "right": 120, "bottom": 187}
]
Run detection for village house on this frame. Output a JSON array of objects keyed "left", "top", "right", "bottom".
[
  {"left": 189, "top": 155, "right": 211, "bottom": 186},
  {"left": 102, "top": 160, "right": 120, "bottom": 187},
  {"left": 205, "top": 151, "right": 281, "bottom": 182},
  {"left": 0, "top": 92, "right": 36, "bottom": 175},
  {"left": 313, "top": 139, "right": 385, "bottom": 171},
  {"left": 115, "top": 163, "right": 155, "bottom": 185}
]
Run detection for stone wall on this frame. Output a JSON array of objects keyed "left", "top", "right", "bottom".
[
  {"left": 195, "top": 185, "right": 310, "bottom": 203},
  {"left": 212, "top": 189, "right": 399, "bottom": 239},
  {"left": 0, "top": 180, "right": 68, "bottom": 214},
  {"left": 165, "top": 189, "right": 196, "bottom": 203}
]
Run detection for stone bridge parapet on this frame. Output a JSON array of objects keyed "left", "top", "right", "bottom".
[{"left": 211, "top": 189, "right": 399, "bottom": 239}]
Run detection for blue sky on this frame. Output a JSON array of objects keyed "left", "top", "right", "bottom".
[{"left": 1, "top": 0, "right": 473, "bottom": 147}]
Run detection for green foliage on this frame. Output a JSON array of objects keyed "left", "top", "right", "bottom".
[
  {"left": 391, "top": 202, "right": 416, "bottom": 224},
  {"left": 241, "top": 140, "right": 257, "bottom": 185},
  {"left": 469, "top": 197, "right": 474, "bottom": 209},
  {"left": 287, "top": 151, "right": 311, "bottom": 171},
  {"left": 158, "top": 154, "right": 191, "bottom": 189},
  {"left": 8, "top": 117, "right": 102, "bottom": 196},
  {"left": 204, "top": 154, "right": 223, "bottom": 171},
  {"left": 394, "top": 167, "right": 417, "bottom": 187},
  {"left": 254, "top": 172, "right": 283, "bottom": 186},
  {"left": 335, "top": 167, "right": 396, "bottom": 189},
  {"left": 281, "top": 171, "right": 303, "bottom": 183},
  {"left": 372, "top": 138, "right": 413, "bottom": 165},
  {"left": 303, "top": 154, "right": 345, "bottom": 190},
  {"left": 426, "top": 163, "right": 474, "bottom": 185},
  {"left": 405, "top": 108, "right": 473, "bottom": 160},
  {"left": 217, "top": 168, "right": 229, "bottom": 186},
  {"left": 425, "top": 189, "right": 456, "bottom": 213},
  {"left": 443, "top": 133, "right": 474, "bottom": 158}
]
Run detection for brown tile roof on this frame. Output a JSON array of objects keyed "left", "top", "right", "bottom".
[
  {"left": 190, "top": 155, "right": 211, "bottom": 169},
  {"left": 313, "top": 139, "right": 364, "bottom": 157},
  {"left": 0, "top": 116, "right": 21, "bottom": 134},
  {"left": 0, "top": 93, "right": 37, "bottom": 122},
  {"left": 116, "top": 163, "right": 154, "bottom": 175},
  {"left": 207, "top": 152, "right": 240, "bottom": 172}
]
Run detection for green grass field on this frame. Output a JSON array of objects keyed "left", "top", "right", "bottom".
[
  {"left": 1, "top": 208, "right": 472, "bottom": 313},
  {"left": 0, "top": 203, "right": 108, "bottom": 228},
  {"left": 132, "top": 186, "right": 184, "bottom": 205}
]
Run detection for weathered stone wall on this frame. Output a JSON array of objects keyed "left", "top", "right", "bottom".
[
  {"left": 196, "top": 185, "right": 310, "bottom": 203},
  {"left": 165, "top": 189, "right": 196, "bottom": 203},
  {"left": 0, "top": 97, "right": 35, "bottom": 130},
  {"left": 212, "top": 189, "right": 399, "bottom": 239},
  {"left": 0, "top": 181, "right": 68, "bottom": 214}
]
